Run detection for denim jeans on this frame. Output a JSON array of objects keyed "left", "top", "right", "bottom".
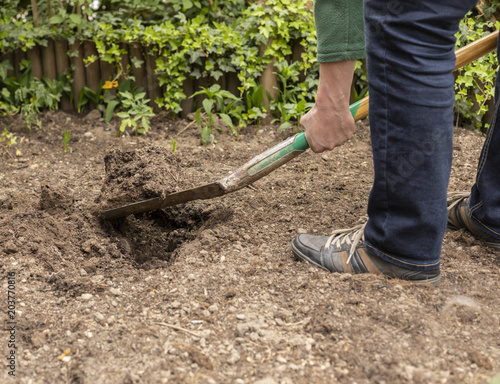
[
  {"left": 469, "top": 37, "right": 500, "bottom": 239},
  {"left": 362, "top": 0, "right": 483, "bottom": 270}
]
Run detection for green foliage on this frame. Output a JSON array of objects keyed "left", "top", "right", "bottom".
[
  {"left": 270, "top": 61, "right": 314, "bottom": 132},
  {"left": 243, "top": 85, "right": 267, "bottom": 129},
  {"left": 116, "top": 91, "right": 155, "bottom": 135},
  {"left": 353, "top": 60, "right": 368, "bottom": 102},
  {"left": 191, "top": 84, "right": 242, "bottom": 144},
  {"left": 0, "top": 0, "right": 318, "bottom": 142},
  {"left": 0, "top": 59, "right": 68, "bottom": 129},
  {"left": 1, "top": 128, "right": 22, "bottom": 157},
  {"left": 454, "top": 14, "right": 498, "bottom": 132}
]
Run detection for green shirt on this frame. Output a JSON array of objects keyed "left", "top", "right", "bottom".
[{"left": 314, "top": 0, "right": 365, "bottom": 62}]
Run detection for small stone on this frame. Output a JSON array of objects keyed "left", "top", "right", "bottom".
[
  {"left": 94, "top": 312, "right": 104, "bottom": 322},
  {"left": 109, "top": 288, "right": 122, "bottom": 296},
  {"left": 107, "top": 316, "right": 116, "bottom": 326},
  {"left": 236, "top": 314, "right": 246, "bottom": 320},
  {"left": 277, "top": 356, "right": 287, "bottom": 364},
  {"left": 81, "top": 293, "right": 93, "bottom": 301},
  {"left": 227, "top": 349, "right": 241, "bottom": 365},
  {"left": 253, "top": 378, "right": 278, "bottom": 384},
  {"left": 79, "top": 268, "right": 88, "bottom": 277},
  {"left": 3, "top": 241, "right": 18, "bottom": 254},
  {"left": 297, "top": 228, "right": 308, "bottom": 234},
  {"left": 91, "top": 275, "right": 104, "bottom": 284},
  {"left": 208, "top": 304, "right": 219, "bottom": 313},
  {"left": 249, "top": 332, "right": 259, "bottom": 341},
  {"left": 171, "top": 301, "right": 181, "bottom": 309}
]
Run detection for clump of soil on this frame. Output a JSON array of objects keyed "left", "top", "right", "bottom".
[
  {"left": 97, "top": 144, "right": 193, "bottom": 210},
  {"left": 39, "top": 183, "right": 74, "bottom": 212}
]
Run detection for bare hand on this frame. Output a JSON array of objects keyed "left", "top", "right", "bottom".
[{"left": 301, "top": 60, "right": 357, "bottom": 153}]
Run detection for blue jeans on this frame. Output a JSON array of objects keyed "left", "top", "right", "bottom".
[{"left": 362, "top": 0, "right": 500, "bottom": 270}]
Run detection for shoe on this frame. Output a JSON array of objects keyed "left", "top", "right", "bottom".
[
  {"left": 291, "top": 220, "right": 441, "bottom": 285},
  {"left": 447, "top": 191, "right": 500, "bottom": 250}
]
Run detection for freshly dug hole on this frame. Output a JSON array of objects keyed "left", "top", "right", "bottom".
[{"left": 97, "top": 144, "right": 193, "bottom": 211}]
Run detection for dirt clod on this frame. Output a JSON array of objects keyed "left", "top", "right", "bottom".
[{"left": 97, "top": 144, "right": 193, "bottom": 210}]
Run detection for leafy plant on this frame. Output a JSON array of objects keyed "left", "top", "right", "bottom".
[
  {"left": 270, "top": 61, "right": 314, "bottom": 132},
  {"left": 243, "top": 84, "right": 267, "bottom": 129},
  {"left": 454, "top": 16, "right": 498, "bottom": 132},
  {"left": 116, "top": 91, "right": 155, "bottom": 135},
  {"left": 191, "top": 84, "right": 242, "bottom": 144},
  {"left": 353, "top": 59, "right": 369, "bottom": 103},
  {"left": 1, "top": 128, "right": 21, "bottom": 158},
  {"left": 78, "top": 83, "right": 104, "bottom": 113}
]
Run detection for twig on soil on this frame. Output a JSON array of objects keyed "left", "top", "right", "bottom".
[
  {"left": 177, "top": 112, "right": 207, "bottom": 136},
  {"left": 2, "top": 146, "right": 15, "bottom": 160},
  {"left": 155, "top": 321, "right": 202, "bottom": 338},
  {"left": 177, "top": 119, "right": 196, "bottom": 136}
]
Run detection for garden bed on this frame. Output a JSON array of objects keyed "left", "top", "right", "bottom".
[{"left": 0, "top": 110, "right": 499, "bottom": 383}]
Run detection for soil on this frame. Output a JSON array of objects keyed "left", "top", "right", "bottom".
[
  {"left": 0, "top": 110, "right": 499, "bottom": 384},
  {"left": 97, "top": 145, "right": 193, "bottom": 211}
]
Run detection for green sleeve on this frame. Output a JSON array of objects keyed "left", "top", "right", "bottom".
[{"left": 314, "top": 0, "right": 365, "bottom": 62}]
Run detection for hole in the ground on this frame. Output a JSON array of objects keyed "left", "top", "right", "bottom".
[{"left": 103, "top": 204, "right": 221, "bottom": 264}]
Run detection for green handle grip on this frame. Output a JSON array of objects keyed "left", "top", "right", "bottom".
[{"left": 248, "top": 131, "right": 309, "bottom": 176}]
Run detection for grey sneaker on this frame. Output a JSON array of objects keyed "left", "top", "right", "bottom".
[
  {"left": 291, "top": 220, "right": 441, "bottom": 285},
  {"left": 447, "top": 192, "right": 500, "bottom": 250}
]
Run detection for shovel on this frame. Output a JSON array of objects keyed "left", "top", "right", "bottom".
[{"left": 101, "top": 30, "right": 498, "bottom": 220}]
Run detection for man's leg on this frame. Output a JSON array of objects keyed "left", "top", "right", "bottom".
[
  {"left": 466, "top": 33, "right": 500, "bottom": 240},
  {"left": 363, "top": 0, "right": 478, "bottom": 270}
]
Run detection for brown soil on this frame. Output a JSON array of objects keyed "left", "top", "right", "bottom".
[
  {"left": 97, "top": 145, "right": 193, "bottom": 211},
  {"left": 0, "top": 110, "right": 499, "bottom": 384}
]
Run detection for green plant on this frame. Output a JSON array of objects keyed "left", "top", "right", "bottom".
[
  {"left": 78, "top": 83, "right": 105, "bottom": 113},
  {"left": 63, "top": 129, "right": 71, "bottom": 153},
  {"left": 270, "top": 61, "right": 314, "bottom": 132},
  {"left": 352, "top": 59, "right": 368, "bottom": 102},
  {"left": 170, "top": 137, "right": 177, "bottom": 153},
  {"left": 191, "top": 84, "right": 242, "bottom": 144},
  {"left": 243, "top": 84, "right": 267, "bottom": 129},
  {"left": 1, "top": 59, "right": 68, "bottom": 129},
  {"left": 454, "top": 15, "right": 498, "bottom": 132},
  {"left": 1, "top": 128, "right": 21, "bottom": 158},
  {"left": 116, "top": 91, "right": 155, "bottom": 135}
]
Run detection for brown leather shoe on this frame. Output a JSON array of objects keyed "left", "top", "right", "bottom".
[{"left": 447, "top": 192, "right": 500, "bottom": 250}]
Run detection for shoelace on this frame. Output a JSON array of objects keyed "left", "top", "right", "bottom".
[
  {"left": 447, "top": 191, "right": 470, "bottom": 212},
  {"left": 324, "top": 219, "right": 368, "bottom": 265},
  {"left": 323, "top": 193, "right": 469, "bottom": 266}
]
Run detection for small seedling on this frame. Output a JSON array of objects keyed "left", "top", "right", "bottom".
[
  {"left": 1, "top": 128, "right": 21, "bottom": 158},
  {"left": 63, "top": 129, "right": 71, "bottom": 153},
  {"left": 170, "top": 137, "right": 177, "bottom": 153},
  {"left": 190, "top": 84, "right": 241, "bottom": 145}
]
